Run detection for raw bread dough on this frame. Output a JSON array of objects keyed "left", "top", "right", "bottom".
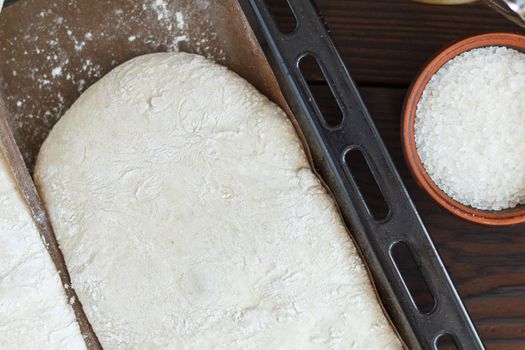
[
  {"left": 0, "top": 152, "right": 86, "bottom": 350},
  {"left": 35, "top": 52, "right": 402, "bottom": 350}
]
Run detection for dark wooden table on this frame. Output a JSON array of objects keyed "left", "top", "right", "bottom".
[{"left": 266, "top": 1, "right": 525, "bottom": 349}]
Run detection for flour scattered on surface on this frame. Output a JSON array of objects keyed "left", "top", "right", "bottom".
[
  {"left": 152, "top": 0, "right": 172, "bottom": 23},
  {"left": 171, "top": 35, "right": 188, "bottom": 51},
  {"left": 4, "top": 0, "right": 225, "bottom": 169},
  {"left": 175, "top": 11, "right": 185, "bottom": 29},
  {"left": 51, "top": 67, "right": 62, "bottom": 78},
  {"left": 77, "top": 79, "right": 86, "bottom": 93},
  {"left": 81, "top": 59, "right": 102, "bottom": 79},
  {"left": 74, "top": 40, "right": 86, "bottom": 52}
]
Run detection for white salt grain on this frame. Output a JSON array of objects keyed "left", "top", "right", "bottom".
[{"left": 415, "top": 46, "right": 525, "bottom": 211}]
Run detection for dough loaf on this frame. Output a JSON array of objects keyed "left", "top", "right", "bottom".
[
  {"left": 0, "top": 152, "right": 86, "bottom": 350},
  {"left": 35, "top": 52, "right": 402, "bottom": 350}
]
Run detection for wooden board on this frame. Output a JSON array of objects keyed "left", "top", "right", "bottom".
[
  {"left": 0, "top": 1, "right": 288, "bottom": 348},
  {"left": 0, "top": 0, "right": 286, "bottom": 170}
]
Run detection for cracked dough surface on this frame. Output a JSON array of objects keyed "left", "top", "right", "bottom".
[
  {"left": 0, "top": 152, "right": 85, "bottom": 350},
  {"left": 35, "top": 52, "right": 402, "bottom": 350}
]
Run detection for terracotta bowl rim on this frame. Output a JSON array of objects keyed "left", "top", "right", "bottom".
[{"left": 402, "top": 32, "right": 525, "bottom": 226}]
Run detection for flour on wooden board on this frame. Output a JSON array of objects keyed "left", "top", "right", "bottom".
[{"left": 3, "top": 0, "right": 227, "bottom": 166}]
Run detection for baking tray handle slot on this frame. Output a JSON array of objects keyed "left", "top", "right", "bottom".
[
  {"left": 434, "top": 333, "right": 460, "bottom": 350},
  {"left": 342, "top": 146, "right": 391, "bottom": 221},
  {"left": 390, "top": 240, "right": 437, "bottom": 314},
  {"left": 298, "top": 54, "right": 345, "bottom": 129}
]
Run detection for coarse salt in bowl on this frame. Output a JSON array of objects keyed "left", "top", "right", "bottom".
[{"left": 402, "top": 33, "right": 525, "bottom": 226}]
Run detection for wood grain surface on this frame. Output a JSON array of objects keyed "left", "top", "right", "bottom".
[
  {"left": 265, "top": 1, "right": 525, "bottom": 349},
  {"left": 271, "top": 0, "right": 524, "bottom": 85}
]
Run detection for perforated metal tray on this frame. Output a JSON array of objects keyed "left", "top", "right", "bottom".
[{"left": 238, "top": 1, "right": 485, "bottom": 349}]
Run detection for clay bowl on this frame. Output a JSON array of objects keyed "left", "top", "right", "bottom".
[{"left": 402, "top": 33, "right": 525, "bottom": 226}]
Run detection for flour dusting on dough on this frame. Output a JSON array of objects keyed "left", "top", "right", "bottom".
[{"left": 35, "top": 52, "right": 402, "bottom": 350}]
